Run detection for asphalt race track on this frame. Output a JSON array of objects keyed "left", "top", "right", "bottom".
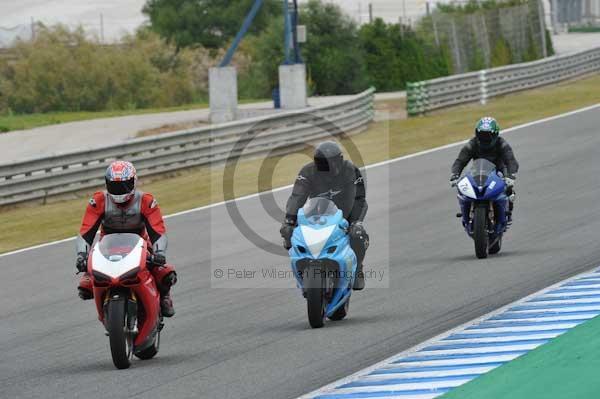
[{"left": 2, "top": 107, "right": 600, "bottom": 399}]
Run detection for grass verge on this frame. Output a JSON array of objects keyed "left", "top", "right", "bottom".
[
  {"left": 1, "top": 74, "right": 600, "bottom": 253},
  {"left": 0, "top": 98, "right": 266, "bottom": 133}
]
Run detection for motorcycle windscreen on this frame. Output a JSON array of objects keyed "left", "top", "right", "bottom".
[
  {"left": 98, "top": 233, "right": 141, "bottom": 260},
  {"left": 468, "top": 158, "right": 497, "bottom": 187},
  {"left": 302, "top": 197, "right": 339, "bottom": 225},
  {"left": 93, "top": 233, "right": 144, "bottom": 278}
]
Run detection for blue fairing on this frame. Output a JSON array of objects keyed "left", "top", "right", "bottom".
[
  {"left": 290, "top": 206, "right": 357, "bottom": 318},
  {"left": 457, "top": 160, "right": 509, "bottom": 235},
  {"left": 470, "top": 173, "right": 506, "bottom": 200}
]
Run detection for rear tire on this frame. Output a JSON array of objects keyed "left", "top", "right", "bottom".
[
  {"left": 489, "top": 235, "right": 502, "bottom": 255},
  {"left": 135, "top": 344, "right": 158, "bottom": 360},
  {"left": 329, "top": 298, "right": 349, "bottom": 321},
  {"left": 473, "top": 207, "right": 489, "bottom": 259},
  {"left": 107, "top": 298, "right": 132, "bottom": 369},
  {"left": 135, "top": 328, "right": 160, "bottom": 360},
  {"left": 305, "top": 269, "right": 325, "bottom": 328}
]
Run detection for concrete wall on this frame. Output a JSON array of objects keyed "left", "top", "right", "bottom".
[
  {"left": 278, "top": 64, "right": 307, "bottom": 110},
  {"left": 209, "top": 67, "right": 238, "bottom": 124}
]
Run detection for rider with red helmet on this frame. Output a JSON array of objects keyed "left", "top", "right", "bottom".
[{"left": 75, "top": 161, "right": 177, "bottom": 317}]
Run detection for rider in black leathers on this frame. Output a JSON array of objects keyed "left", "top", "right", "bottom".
[
  {"left": 450, "top": 117, "right": 519, "bottom": 221},
  {"left": 280, "top": 141, "right": 369, "bottom": 290}
]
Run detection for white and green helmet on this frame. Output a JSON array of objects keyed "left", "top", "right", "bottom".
[{"left": 475, "top": 117, "right": 500, "bottom": 149}]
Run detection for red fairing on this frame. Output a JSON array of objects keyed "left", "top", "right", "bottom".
[
  {"left": 132, "top": 269, "right": 161, "bottom": 347},
  {"left": 89, "top": 241, "right": 160, "bottom": 348}
]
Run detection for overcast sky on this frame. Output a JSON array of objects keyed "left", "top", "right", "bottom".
[{"left": 0, "top": 0, "right": 430, "bottom": 44}]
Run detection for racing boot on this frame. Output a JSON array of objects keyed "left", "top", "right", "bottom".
[
  {"left": 159, "top": 271, "right": 177, "bottom": 317},
  {"left": 353, "top": 263, "right": 366, "bottom": 291},
  {"left": 507, "top": 196, "right": 515, "bottom": 226},
  {"left": 160, "top": 292, "right": 175, "bottom": 317},
  {"left": 78, "top": 273, "right": 93, "bottom": 300}
]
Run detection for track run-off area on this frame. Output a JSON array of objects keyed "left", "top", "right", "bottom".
[{"left": 1, "top": 104, "right": 600, "bottom": 399}]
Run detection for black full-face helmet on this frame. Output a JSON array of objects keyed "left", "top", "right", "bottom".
[{"left": 314, "top": 141, "right": 343, "bottom": 176}]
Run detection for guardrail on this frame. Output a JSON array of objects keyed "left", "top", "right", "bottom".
[
  {"left": 0, "top": 88, "right": 375, "bottom": 206},
  {"left": 407, "top": 47, "right": 600, "bottom": 116}
]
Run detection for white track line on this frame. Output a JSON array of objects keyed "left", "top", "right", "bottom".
[
  {"left": 361, "top": 366, "right": 497, "bottom": 380},
  {"left": 2, "top": 102, "right": 599, "bottom": 259}
]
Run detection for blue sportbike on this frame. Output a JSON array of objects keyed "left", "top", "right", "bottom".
[
  {"left": 289, "top": 198, "right": 357, "bottom": 328},
  {"left": 455, "top": 159, "right": 509, "bottom": 259}
]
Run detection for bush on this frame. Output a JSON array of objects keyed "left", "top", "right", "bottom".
[
  {"left": 357, "top": 19, "right": 449, "bottom": 91},
  {"left": 545, "top": 29, "right": 555, "bottom": 56},
  {"left": 491, "top": 37, "right": 513, "bottom": 67},
  {"left": 1, "top": 25, "right": 206, "bottom": 114}
]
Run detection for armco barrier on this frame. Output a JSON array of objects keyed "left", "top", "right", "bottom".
[
  {"left": 407, "top": 47, "right": 600, "bottom": 116},
  {"left": 0, "top": 88, "right": 375, "bottom": 205}
]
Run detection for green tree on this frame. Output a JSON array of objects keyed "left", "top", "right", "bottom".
[
  {"left": 299, "top": 0, "right": 368, "bottom": 95},
  {"left": 238, "top": 19, "right": 284, "bottom": 99},
  {"left": 142, "top": 0, "right": 281, "bottom": 50},
  {"left": 358, "top": 19, "right": 400, "bottom": 91},
  {"left": 358, "top": 19, "right": 449, "bottom": 91},
  {"left": 243, "top": 0, "right": 368, "bottom": 97}
]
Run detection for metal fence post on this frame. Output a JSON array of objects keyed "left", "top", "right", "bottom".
[
  {"left": 538, "top": 0, "right": 548, "bottom": 58},
  {"left": 450, "top": 19, "right": 463, "bottom": 73},
  {"left": 479, "top": 70, "right": 488, "bottom": 105}
]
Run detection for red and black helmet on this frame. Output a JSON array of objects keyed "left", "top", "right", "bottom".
[{"left": 105, "top": 161, "right": 137, "bottom": 204}]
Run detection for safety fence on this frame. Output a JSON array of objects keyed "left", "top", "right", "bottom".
[
  {"left": 407, "top": 46, "right": 600, "bottom": 115},
  {"left": 0, "top": 88, "right": 375, "bottom": 205}
]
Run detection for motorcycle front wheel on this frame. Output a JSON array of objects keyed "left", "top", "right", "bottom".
[
  {"left": 107, "top": 298, "right": 133, "bottom": 369},
  {"left": 305, "top": 268, "right": 326, "bottom": 328},
  {"left": 473, "top": 206, "right": 489, "bottom": 259}
]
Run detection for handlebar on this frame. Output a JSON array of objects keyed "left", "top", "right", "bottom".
[{"left": 146, "top": 253, "right": 166, "bottom": 269}]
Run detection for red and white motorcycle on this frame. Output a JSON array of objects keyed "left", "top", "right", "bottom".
[{"left": 88, "top": 233, "right": 163, "bottom": 369}]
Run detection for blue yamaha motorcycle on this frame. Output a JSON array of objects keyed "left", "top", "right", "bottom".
[
  {"left": 289, "top": 198, "right": 357, "bottom": 328},
  {"left": 455, "top": 159, "right": 509, "bottom": 259}
]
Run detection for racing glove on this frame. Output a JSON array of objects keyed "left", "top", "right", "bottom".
[
  {"left": 349, "top": 221, "right": 367, "bottom": 239},
  {"left": 76, "top": 252, "right": 88, "bottom": 273},
  {"left": 280, "top": 218, "right": 296, "bottom": 250},
  {"left": 147, "top": 253, "right": 166, "bottom": 268},
  {"left": 504, "top": 175, "right": 516, "bottom": 188},
  {"left": 450, "top": 174, "right": 460, "bottom": 187},
  {"left": 349, "top": 221, "right": 369, "bottom": 250}
]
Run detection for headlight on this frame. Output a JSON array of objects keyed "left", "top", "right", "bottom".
[
  {"left": 92, "top": 270, "right": 110, "bottom": 283},
  {"left": 120, "top": 267, "right": 140, "bottom": 281}
]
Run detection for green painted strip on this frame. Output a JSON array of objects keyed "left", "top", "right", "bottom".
[{"left": 440, "top": 315, "right": 600, "bottom": 399}]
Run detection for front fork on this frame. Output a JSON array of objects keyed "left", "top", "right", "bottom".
[
  {"left": 103, "top": 289, "right": 138, "bottom": 336},
  {"left": 460, "top": 199, "right": 508, "bottom": 235}
]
